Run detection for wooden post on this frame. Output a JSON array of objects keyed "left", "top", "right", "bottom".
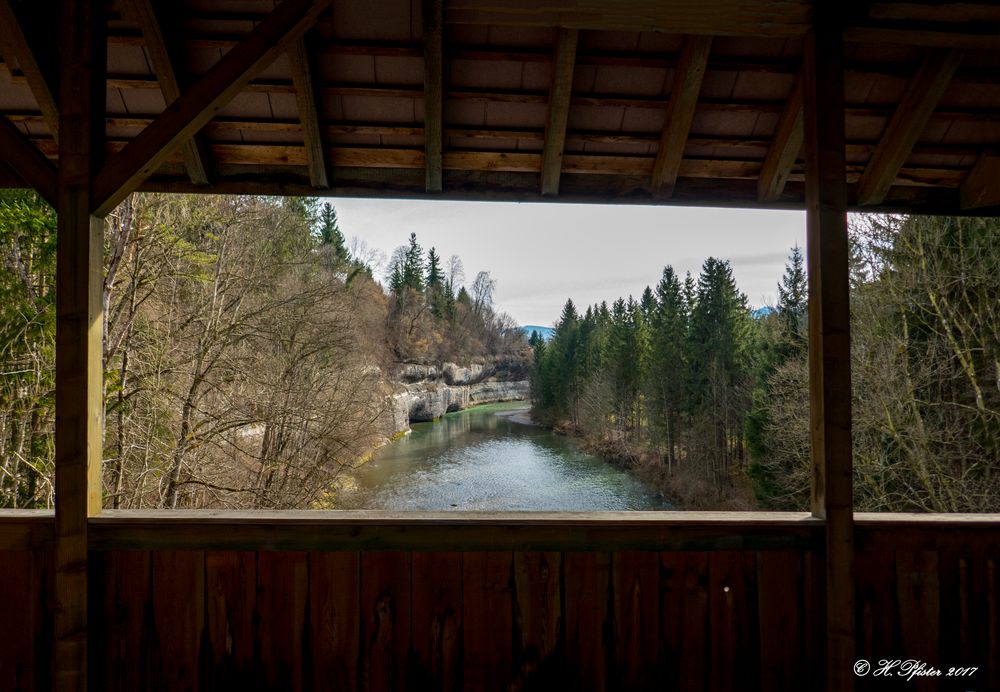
[
  {"left": 55, "top": 0, "right": 105, "bottom": 689},
  {"left": 422, "top": 0, "right": 443, "bottom": 192},
  {"left": 802, "top": 15, "right": 854, "bottom": 692}
]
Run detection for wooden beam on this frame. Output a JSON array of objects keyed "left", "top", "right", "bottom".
[
  {"left": 651, "top": 35, "right": 712, "bottom": 196},
  {"left": 540, "top": 28, "right": 578, "bottom": 196},
  {"left": 757, "top": 70, "right": 803, "bottom": 202},
  {"left": 960, "top": 152, "right": 1000, "bottom": 210},
  {"left": 88, "top": 510, "right": 823, "bottom": 552},
  {"left": 119, "top": 0, "right": 213, "bottom": 186},
  {"left": 0, "top": 115, "right": 57, "bottom": 206},
  {"left": 802, "top": 16, "right": 854, "bottom": 692},
  {"left": 844, "top": 26, "right": 1000, "bottom": 51},
  {"left": 445, "top": 0, "right": 812, "bottom": 38},
  {"left": 91, "top": 0, "right": 332, "bottom": 216},
  {"left": 422, "top": 0, "right": 444, "bottom": 192},
  {"left": 0, "top": 0, "right": 59, "bottom": 142},
  {"left": 55, "top": 1, "right": 105, "bottom": 689},
  {"left": 288, "top": 36, "right": 330, "bottom": 188},
  {"left": 856, "top": 48, "right": 963, "bottom": 206}
]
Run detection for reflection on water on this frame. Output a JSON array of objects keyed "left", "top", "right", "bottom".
[{"left": 338, "top": 402, "right": 669, "bottom": 511}]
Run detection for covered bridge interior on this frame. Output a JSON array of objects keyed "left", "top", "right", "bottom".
[{"left": 0, "top": 0, "right": 999, "bottom": 689}]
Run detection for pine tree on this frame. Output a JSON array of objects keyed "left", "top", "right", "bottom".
[
  {"left": 401, "top": 232, "right": 424, "bottom": 292},
  {"left": 687, "top": 258, "right": 752, "bottom": 486},
  {"left": 425, "top": 246, "right": 444, "bottom": 315},
  {"left": 648, "top": 266, "right": 688, "bottom": 468},
  {"left": 776, "top": 244, "right": 807, "bottom": 349},
  {"left": 317, "top": 202, "right": 349, "bottom": 263}
]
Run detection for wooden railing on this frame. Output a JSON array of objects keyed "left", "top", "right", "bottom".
[{"left": 1, "top": 511, "right": 998, "bottom": 691}]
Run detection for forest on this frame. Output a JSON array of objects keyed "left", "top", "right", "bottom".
[
  {"left": 0, "top": 191, "right": 521, "bottom": 509},
  {"left": 530, "top": 215, "right": 1000, "bottom": 512}
]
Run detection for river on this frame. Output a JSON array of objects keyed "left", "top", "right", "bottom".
[{"left": 337, "top": 401, "right": 668, "bottom": 510}]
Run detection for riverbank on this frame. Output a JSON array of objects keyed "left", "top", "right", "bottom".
[
  {"left": 541, "top": 419, "right": 754, "bottom": 511},
  {"left": 493, "top": 405, "right": 536, "bottom": 426}
]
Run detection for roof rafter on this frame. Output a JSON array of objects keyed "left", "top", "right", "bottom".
[
  {"left": 423, "top": 0, "right": 444, "bottom": 192},
  {"left": 651, "top": 34, "right": 712, "bottom": 196},
  {"left": 0, "top": 115, "right": 57, "bottom": 206},
  {"left": 92, "top": 0, "right": 332, "bottom": 217},
  {"left": 960, "top": 152, "right": 1000, "bottom": 210},
  {"left": 857, "top": 47, "right": 963, "bottom": 206},
  {"left": 288, "top": 36, "right": 330, "bottom": 188},
  {"left": 0, "top": 0, "right": 59, "bottom": 142},
  {"left": 120, "top": 0, "right": 214, "bottom": 186},
  {"left": 757, "top": 69, "right": 803, "bottom": 202},
  {"left": 540, "top": 28, "right": 578, "bottom": 196},
  {"left": 120, "top": 0, "right": 214, "bottom": 187}
]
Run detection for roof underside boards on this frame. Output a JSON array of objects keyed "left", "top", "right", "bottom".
[{"left": 1, "top": 0, "right": 1000, "bottom": 213}]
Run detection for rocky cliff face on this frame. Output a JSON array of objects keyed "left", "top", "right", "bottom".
[{"left": 387, "top": 358, "right": 530, "bottom": 433}]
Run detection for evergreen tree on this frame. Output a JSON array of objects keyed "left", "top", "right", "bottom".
[
  {"left": 776, "top": 244, "right": 807, "bottom": 348},
  {"left": 401, "top": 232, "right": 424, "bottom": 292},
  {"left": 648, "top": 266, "right": 688, "bottom": 468},
  {"left": 425, "top": 247, "right": 443, "bottom": 291},
  {"left": 551, "top": 299, "right": 581, "bottom": 424},
  {"left": 425, "top": 247, "right": 446, "bottom": 316},
  {"left": 316, "top": 202, "right": 349, "bottom": 263},
  {"left": 687, "top": 258, "right": 752, "bottom": 485}
]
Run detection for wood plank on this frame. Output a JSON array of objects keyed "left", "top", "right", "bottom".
[
  {"left": 88, "top": 510, "right": 824, "bottom": 552},
  {"left": 937, "top": 550, "right": 988, "bottom": 682},
  {"left": 854, "top": 551, "right": 895, "bottom": 692},
  {"left": 658, "top": 553, "right": 685, "bottom": 691},
  {"left": 422, "top": 0, "right": 443, "bottom": 192},
  {"left": 960, "top": 153, "right": 1000, "bottom": 210},
  {"left": 611, "top": 552, "right": 659, "bottom": 689},
  {"left": 444, "top": 0, "right": 812, "bottom": 38},
  {"left": 757, "top": 71, "right": 803, "bottom": 202},
  {"left": 204, "top": 551, "right": 256, "bottom": 689},
  {"left": 94, "top": 551, "right": 152, "bottom": 692},
  {"left": 0, "top": 513, "right": 54, "bottom": 551},
  {"left": 757, "top": 552, "right": 806, "bottom": 691},
  {"left": 150, "top": 551, "right": 205, "bottom": 692},
  {"left": 870, "top": 2, "right": 1000, "bottom": 23},
  {"left": 0, "top": 0, "right": 59, "bottom": 142},
  {"left": 411, "top": 552, "right": 463, "bottom": 691},
  {"left": 511, "top": 552, "right": 562, "bottom": 688},
  {"left": 989, "top": 557, "right": 999, "bottom": 692},
  {"left": 54, "top": 1, "right": 105, "bottom": 689},
  {"left": 361, "top": 552, "right": 411, "bottom": 692},
  {"left": 803, "top": 13, "right": 855, "bottom": 692},
  {"left": 256, "top": 551, "right": 308, "bottom": 691},
  {"left": 540, "top": 28, "right": 578, "bottom": 196},
  {"left": 308, "top": 552, "right": 360, "bottom": 691},
  {"left": 91, "top": 0, "right": 332, "bottom": 216},
  {"left": 662, "top": 552, "right": 709, "bottom": 691},
  {"left": 651, "top": 35, "right": 712, "bottom": 196},
  {"left": 288, "top": 36, "right": 330, "bottom": 188},
  {"left": 563, "top": 552, "right": 610, "bottom": 692},
  {"left": 0, "top": 551, "right": 37, "bottom": 691},
  {"left": 708, "top": 551, "right": 759, "bottom": 691},
  {"left": 0, "top": 115, "right": 57, "bottom": 207},
  {"left": 895, "top": 551, "right": 940, "bottom": 692},
  {"left": 119, "top": 0, "right": 213, "bottom": 186},
  {"left": 462, "top": 552, "right": 514, "bottom": 692},
  {"left": 844, "top": 26, "right": 1000, "bottom": 51},
  {"left": 857, "top": 48, "right": 963, "bottom": 206}
]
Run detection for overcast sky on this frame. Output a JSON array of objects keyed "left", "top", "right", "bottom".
[{"left": 333, "top": 198, "right": 807, "bottom": 327}]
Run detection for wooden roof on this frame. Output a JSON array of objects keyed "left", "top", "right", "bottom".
[{"left": 2, "top": 0, "right": 1000, "bottom": 212}]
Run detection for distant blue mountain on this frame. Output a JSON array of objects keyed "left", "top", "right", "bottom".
[
  {"left": 751, "top": 306, "right": 775, "bottom": 319},
  {"left": 521, "top": 325, "right": 555, "bottom": 342}
]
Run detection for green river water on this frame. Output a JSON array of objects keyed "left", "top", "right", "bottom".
[{"left": 337, "top": 402, "right": 668, "bottom": 511}]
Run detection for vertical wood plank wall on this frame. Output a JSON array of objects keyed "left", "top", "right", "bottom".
[{"left": 0, "top": 531, "right": 999, "bottom": 691}]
